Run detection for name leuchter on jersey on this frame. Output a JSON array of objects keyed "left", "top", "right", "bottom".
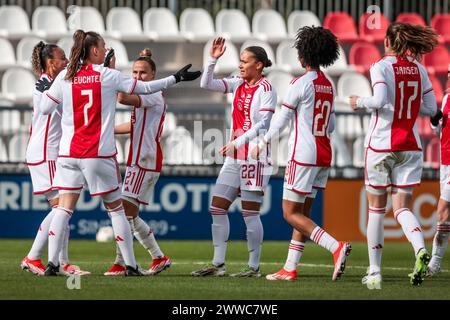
[
  {"left": 314, "top": 84, "right": 332, "bottom": 94},
  {"left": 73, "top": 74, "right": 101, "bottom": 84},
  {"left": 394, "top": 66, "right": 418, "bottom": 75}
]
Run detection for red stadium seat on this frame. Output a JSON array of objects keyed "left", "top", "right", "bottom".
[
  {"left": 323, "top": 12, "right": 358, "bottom": 43},
  {"left": 423, "top": 46, "right": 450, "bottom": 76},
  {"left": 428, "top": 74, "right": 444, "bottom": 105},
  {"left": 349, "top": 41, "right": 381, "bottom": 74},
  {"left": 431, "top": 14, "right": 450, "bottom": 44},
  {"left": 395, "top": 13, "right": 426, "bottom": 26},
  {"left": 359, "top": 12, "right": 389, "bottom": 43},
  {"left": 425, "top": 136, "right": 440, "bottom": 169}
]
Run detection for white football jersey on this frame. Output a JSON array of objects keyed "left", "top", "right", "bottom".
[
  {"left": 42, "top": 64, "right": 175, "bottom": 158},
  {"left": 364, "top": 55, "right": 434, "bottom": 151},
  {"left": 282, "top": 70, "right": 335, "bottom": 166},
  {"left": 127, "top": 92, "right": 166, "bottom": 171},
  {"left": 26, "top": 73, "right": 62, "bottom": 164},
  {"left": 223, "top": 76, "right": 277, "bottom": 160}
]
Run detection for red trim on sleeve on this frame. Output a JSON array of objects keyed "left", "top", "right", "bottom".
[
  {"left": 259, "top": 108, "right": 275, "bottom": 112},
  {"left": 423, "top": 88, "right": 434, "bottom": 95},
  {"left": 46, "top": 93, "right": 60, "bottom": 104},
  {"left": 372, "top": 81, "right": 387, "bottom": 88},
  {"left": 129, "top": 79, "right": 138, "bottom": 95},
  {"left": 282, "top": 103, "right": 296, "bottom": 110}
]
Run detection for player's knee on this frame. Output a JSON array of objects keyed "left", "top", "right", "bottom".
[
  {"left": 102, "top": 189, "right": 122, "bottom": 203},
  {"left": 437, "top": 204, "right": 450, "bottom": 222}
]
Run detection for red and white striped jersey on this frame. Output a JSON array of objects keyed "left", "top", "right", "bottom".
[
  {"left": 440, "top": 93, "right": 450, "bottom": 164},
  {"left": 223, "top": 76, "right": 277, "bottom": 160},
  {"left": 26, "top": 73, "right": 62, "bottom": 165},
  {"left": 364, "top": 55, "right": 433, "bottom": 152},
  {"left": 282, "top": 70, "right": 335, "bottom": 167},
  {"left": 127, "top": 92, "right": 166, "bottom": 172},
  {"left": 42, "top": 64, "right": 175, "bottom": 158}
]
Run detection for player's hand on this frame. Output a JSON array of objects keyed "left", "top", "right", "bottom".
[
  {"left": 219, "top": 142, "right": 236, "bottom": 157},
  {"left": 104, "top": 48, "right": 115, "bottom": 68},
  {"left": 250, "top": 145, "right": 260, "bottom": 160},
  {"left": 35, "top": 78, "right": 53, "bottom": 93},
  {"left": 349, "top": 95, "right": 360, "bottom": 110},
  {"left": 173, "top": 64, "right": 202, "bottom": 83},
  {"left": 430, "top": 109, "right": 443, "bottom": 127},
  {"left": 210, "top": 37, "right": 226, "bottom": 59}
]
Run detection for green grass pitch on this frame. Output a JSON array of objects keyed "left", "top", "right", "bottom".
[{"left": 1, "top": 239, "right": 449, "bottom": 300}]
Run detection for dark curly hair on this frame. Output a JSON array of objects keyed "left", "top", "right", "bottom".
[
  {"left": 31, "top": 41, "right": 58, "bottom": 76},
  {"left": 294, "top": 26, "right": 339, "bottom": 68}
]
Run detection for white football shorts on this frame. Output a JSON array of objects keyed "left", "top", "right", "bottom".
[
  {"left": 364, "top": 148, "right": 422, "bottom": 190},
  {"left": 53, "top": 157, "right": 121, "bottom": 196},
  {"left": 121, "top": 165, "right": 160, "bottom": 205},
  {"left": 215, "top": 157, "right": 272, "bottom": 192},
  {"left": 283, "top": 160, "right": 329, "bottom": 195},
  {"left": 28, "top": 160, "right": 57, "bottom": 195}
]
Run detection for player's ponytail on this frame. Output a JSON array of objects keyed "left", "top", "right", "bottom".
[
  {"left": 244, "top": 46, "right": 272, "bottom": 69},
  {"left": 136, "top": 48, "right": 156, "bottom": 71},
  {"left": 386, "top": 22, "right": 439, "bottom": 59},
  {"left": 66, "top": 29, "right": 102, "bottom": 80},
  {"left": 31, "top": 41, "right": 58, "bottom": 76}
]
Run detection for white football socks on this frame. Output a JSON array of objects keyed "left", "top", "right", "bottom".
[
  {"left": 58, "top": 224, "right": 70, "bottom": 265},
  {"left": 367, "top": 207, "right": 386, "bottom": 274},
  {"left": 27, "top": 209, "right": 56, "bottom": 260},
  {"left": 242, "top": 210, "right": 264, "bottom": 270},
  {"left": 395, "top": 208, "right": 425, "bottom": 255},
  {"left": 430, "top": 221, "right": 450, "bottom": 268},
  {"left": 310, "top": 226, "right": 339, "bottom": 253},
  {"left": 211, "top": 206, "right": 229, "bottom": 267},
  {"left": 48, "top": 207, "right": 72, "bottom": 265},
  {"left": 109, "top": 207, "right": 137, "bottom": 268},
  {"left": 283, "top": 240, "right": 305, "bottom": 272},
  {"left": 132, "top": 216, "right": 164, "bottom": 259}
]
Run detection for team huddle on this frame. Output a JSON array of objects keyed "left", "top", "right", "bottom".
[{"left": 19, "top": 23, "right": 449, "bottom": 287}]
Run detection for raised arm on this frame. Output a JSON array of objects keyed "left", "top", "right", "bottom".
[
  {"left": 38, "top": 74, "right": 63, "bottom": 115},
  {"left": 200, "top": 37, "right": 228, "bottom": 92}
]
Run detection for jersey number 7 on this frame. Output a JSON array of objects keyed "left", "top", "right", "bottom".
[{"left": 81, "top": 89, "right": 93, "bottom": 126}]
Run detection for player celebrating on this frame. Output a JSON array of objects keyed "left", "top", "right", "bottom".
[
  {"left": 349, "top": 23, "right": 439, "bottom": 287},
  {"left": 105, "top": 49, "right": 171, "bottom": 276},
  {"left": 427, "top": 63, "right": 450, "bottom": 276},
  {"left": 192, "top": 37, "right": 276, "bottom": 277},
  {"left": 252, "top": 26, "right": 351, "bottom": 282},
  {"left": 21, "top": 41, "right": 89, "bottom": 276},
  {"left": 38, "top": 30, "right": 201, "bottom": 276}
]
